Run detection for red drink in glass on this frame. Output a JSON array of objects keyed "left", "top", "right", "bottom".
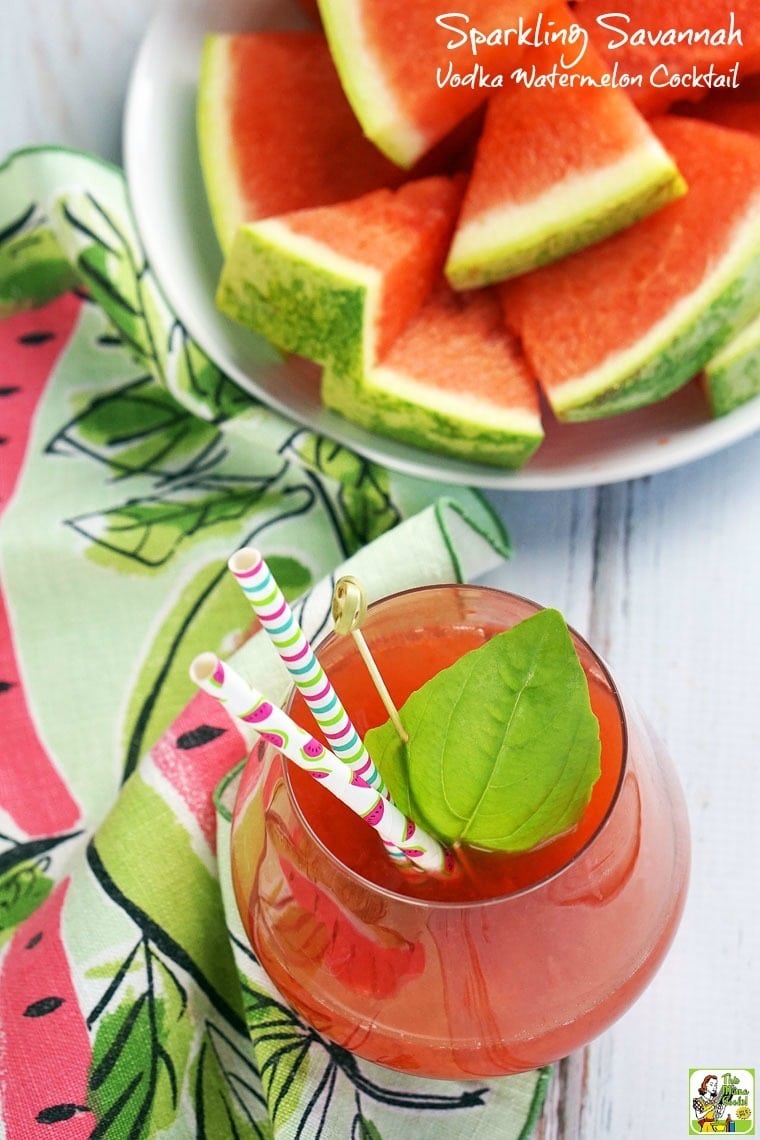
[{"left": 230, "top": 586, "right": 690, "bottom": 1079}]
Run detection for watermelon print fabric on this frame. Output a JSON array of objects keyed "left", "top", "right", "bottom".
[{"left": 0, "top": 147, "right": 549, "bottom": 1139}]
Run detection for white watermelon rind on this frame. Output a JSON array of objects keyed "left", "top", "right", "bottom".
[
  {"left": 197, "top": 36, "right": 243, "bottom": 255},
  {"left": 548, "top": 202, "right": 760, "bottom": 421},
  {"left": 704, "top": 313, "right": 760, "bottom": 417},
  {"left": 316, "top": 0, "right": 426, "bottom": 168},
  {"left": 322, "top": 364, "right": 544, "bottom": 470},
  {"left": 216, "top": 218, "right": 380, "bottom": 376},
  {"left": 445, "top": 141, "right": 686, "bottom": 288}
]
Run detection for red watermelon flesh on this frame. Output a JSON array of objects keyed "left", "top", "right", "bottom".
[
  {"left": 454, "top": 29, "right": 675, "bottom": 207},
  {"left": 198, "top": 33, "right": 405, "bottom": 251},
  {"left": 581, "top": 0, "right": 760, "bottom": 115},
  {"left": 216, "top": 175, "right": 465, "bottom": 378},
  {"left": 673, "top": 75, "right": 760, "bottom": 138},
  {"left": 322, "top": 283, "right": 544, "bottom": 469},
  {"left": 500, "top": 116, "right": 760, "bottom": 410},
  {"left": 409, "top": 105, "right": 486, "bottom": 181},
  {"left": 378, "top": 284, "right": 541, "bottom": 413},
  {"left": 0, "top": 881, "right": 93, "bottom": 1137},
  {"left": 350, "top": 1, "right": 530, "bottom": 138},
  {"left": 317, "top": 0, "right": 543, "bottom": 167},
  {"left": 281, "top": 175, "right": 465, "bottom": 361}
]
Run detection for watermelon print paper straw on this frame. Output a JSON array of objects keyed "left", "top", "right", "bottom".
[
  {"left": 190, "top": 653, "right": 450, "bottom": 875},
  {"left": 228, "top": 547, "right": 387, "bottom": 795}
]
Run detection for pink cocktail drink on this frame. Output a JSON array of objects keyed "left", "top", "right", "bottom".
[{"left": 231, "top": 586, "right": 689, "bottom": 1079}]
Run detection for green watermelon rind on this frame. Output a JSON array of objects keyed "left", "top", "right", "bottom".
[
  {"left": 445, "top": 145, "right": 687, "bottom": 288},
  {"left": 216, "top": 218, "right": 377, "bottom": 375},
  {"left": 197, "top": 36, "right": 242, "bottom": 254},
  {"left": 703, "top": 313, "right": 760, "bottom": 417},
  {"left": 549, "top": 205, "right": 760, "bottom": 421},
  {"left": 316, "top": 0, "right": 425, "bottom": 168},
  {"left": 322, "top": 363, "right": 544, "bottom": 469}
]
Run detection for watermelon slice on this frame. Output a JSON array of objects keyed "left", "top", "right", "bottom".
[
  {"left": 322, "top": 284, "right": 543, "bottom": 468},
  {"left": 216, "top": 175, "right": 463, "bottom": 377},
  {"left": 581, "top": 0, "right": 760, "bottom": 115},
  {"left": 703, "top": 313, "right": 760, "bottom": 416},
  {"left": 315, "top": 0, "right": 540, "bottom": 168},
  {"left": 500, "top": 116, "right": 760, "bottom": 422},
  {"left": 445, "top": 33, "right": 686, "bottom": 287},
  {"left": 197, "top": 33, "right": 404, "bottom": 252},
  {"left": 678, "top": 92, "right": 760, "bottom": 418}
]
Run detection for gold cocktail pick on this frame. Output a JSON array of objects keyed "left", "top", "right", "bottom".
[{"left": 331, "top": 577, "right": 409, "bottom": 744}]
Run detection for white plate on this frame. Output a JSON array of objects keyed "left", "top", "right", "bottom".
[{"left": 123, "top": 0, "right": 760, "bottom": 491}]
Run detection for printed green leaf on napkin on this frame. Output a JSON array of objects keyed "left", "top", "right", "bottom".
[
  {"left": 366, "top": 609, "right": 601, "bottom": 852},
  {"left": 0, "top": 145, "right": 547, "bottom": 1140}
]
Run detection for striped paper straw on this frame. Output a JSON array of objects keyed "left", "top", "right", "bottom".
[
  {"left": 190, "top": 653, "right": 450, "bottom": 875},
  {"left": 228, "top": 547, "right": 387, "bottom": 796}
]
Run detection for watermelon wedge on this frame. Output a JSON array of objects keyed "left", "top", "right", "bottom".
[
  {"left": 322, "top": 284, "right": 543, "bottom": 468},
  {"left": 445, "top": 33, "right": 686, "bottom": 287},
  {"left": 500, "top": 116, "right": 760, "bottom": 422},
  {"left": 581, "top": 0, "right": 760, "bottom": 115},
  {"left": 216, "top": 176, "right": 463, "bottom": 377},
  {"left": 680, "top": 92, "right": 760, "bottom": 420},
  {"left": 197, "top": 33, "right": 403, "bottom": 252},
  {"left": 703, "top": 314, "right": 760, "bottom": 416},
  {"left": 315, "top": 0, "right": 540, "bottom": 168}
]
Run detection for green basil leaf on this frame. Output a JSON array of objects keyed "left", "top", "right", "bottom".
[{"left": 365, "top": 609, "right": 601, "bottom": 853}]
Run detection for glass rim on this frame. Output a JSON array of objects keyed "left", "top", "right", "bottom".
[{"left": 281, "top": 582, "right": 630, "bottom": 910}]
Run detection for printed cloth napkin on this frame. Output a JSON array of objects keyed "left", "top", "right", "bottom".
[{"left": 0, "top": 148, "right": 550, "bottom": 1138}]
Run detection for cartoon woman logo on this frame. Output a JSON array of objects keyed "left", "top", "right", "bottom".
[{"left": 693, "top": 1075, "right": 732, "bottom": 1133}]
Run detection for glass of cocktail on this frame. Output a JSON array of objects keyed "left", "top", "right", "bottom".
[{"left": 230, "top": 584, "right": 690, "bottom": 1080}]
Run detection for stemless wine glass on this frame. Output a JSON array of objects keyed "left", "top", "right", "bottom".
[{"left": 230, "top": 585, "right": 690, "bottom": 1080}]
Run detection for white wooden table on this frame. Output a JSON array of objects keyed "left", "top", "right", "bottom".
[{"left": 2, "top": 3, "right": 758, "bottom": 1136}]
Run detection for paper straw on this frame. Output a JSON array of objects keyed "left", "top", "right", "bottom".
[
  {"left": 190, "top": 653, "right": 450, "bottom": 875},
  {"left": 228, "top": 547, "right": 387, "bottom": 796}
]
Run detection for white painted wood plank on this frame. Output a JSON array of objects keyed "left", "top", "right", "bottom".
[
  {"left": 481, "top": 487, "right": 597, "bottom": 634},
  {"left": 1, "top": 0, "right": 155, "bottom": 163},
  {"left": 534, "top": 1053, "right": 589, "bottom": 1140}
]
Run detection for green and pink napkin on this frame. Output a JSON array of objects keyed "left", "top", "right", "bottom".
[{"left": 0, "top": 147, "right": 549, "bottom": 1138}]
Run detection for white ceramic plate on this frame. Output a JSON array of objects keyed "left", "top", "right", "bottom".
[{"left": 123, "top": 0, "right": 760, "bottom": 491}]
